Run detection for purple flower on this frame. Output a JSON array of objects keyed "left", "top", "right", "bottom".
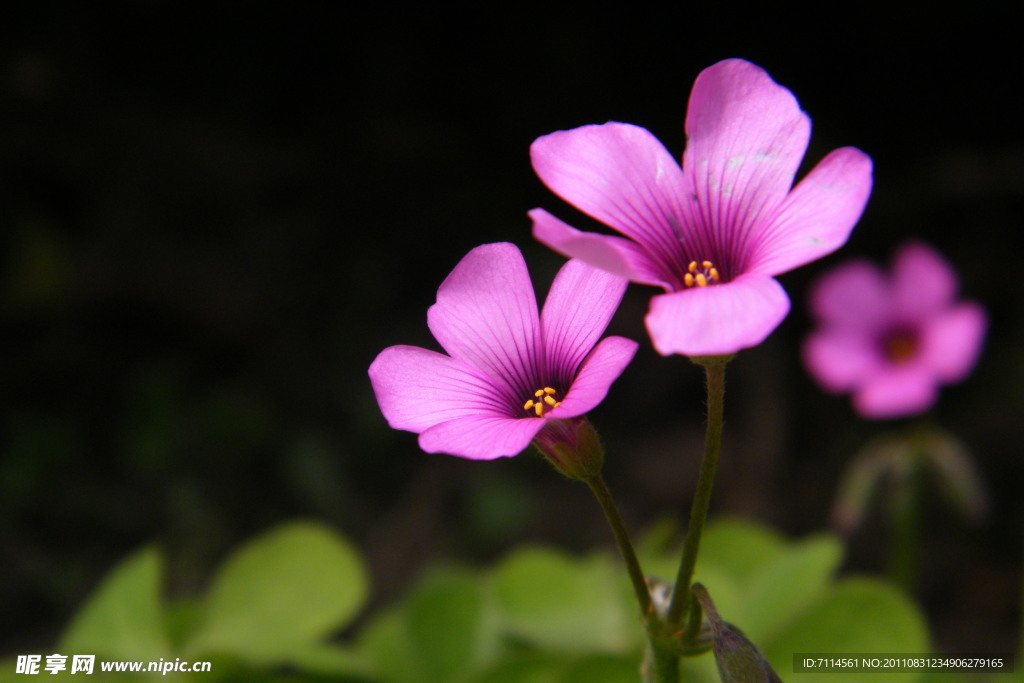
[
  {"left": 803, "top": 242, "right": 987, "bottom": 419},
  {"left": 368, "top": 243, "right": 637, "bottom": 460},
  {"left": 528, "top": 58, "right": 873, "bottom": 357}
]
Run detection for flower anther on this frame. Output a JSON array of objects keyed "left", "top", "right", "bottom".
[
  {"left": 523, "top": 386, "right": 562, "bottom": 416},
  {"left": 683, "top": 260, "right": 720, "bottom": 288}
]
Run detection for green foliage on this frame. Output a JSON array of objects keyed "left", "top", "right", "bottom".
[
  {"left": 490, "top": 547, "right": 637, "bottom": 654},
  {"left": 59, "top": 547, "right": 171, "bottom": 662},
  {"left": 347, "top": 516, "right": 933, "bottom": 682},
  {"left": 763, "top": 578, "right": 930, "bottom": 682},
  {"left": 184, "top": 521, "right": 367, "bottom": 664},
  {"left": 33, "top": 521, "right": 370, "bottom": 681},
  {"left": 405, "top": 569, "right": 500, "bottom": 681},
  {"left": 19, "top": 516, "right": 936, "bottom": 681}
]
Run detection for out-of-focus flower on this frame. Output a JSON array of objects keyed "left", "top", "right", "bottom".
[
  {"left": 368, "top": 243, "right": 637, "bottom": 460},
  {"left": 803, "top": 242, "right": 987, "bottom": 419},
  {"left": 529, "top": 58, "right": 873, "bottom": 357}
]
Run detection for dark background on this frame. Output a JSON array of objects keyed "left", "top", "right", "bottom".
[{"left": 3, "top": 5, "right": 1022, "bottom": 659}]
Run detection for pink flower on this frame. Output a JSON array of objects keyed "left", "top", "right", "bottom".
[
  {"left": 529, "top": 58, "right": 873, "bottom": 356},
  {"left": 803, "top": 242, "right": 987, "bottom": 419},
  {"left": 368, "top": 243, "right": 637, "bottom": 460}
]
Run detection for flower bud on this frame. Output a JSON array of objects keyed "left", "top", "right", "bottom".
[
  {"left": 532, "top": 416, "right": 604, "bottom": 481},
  {"left": 693, "top": 583, "right": 781, "bottom": 682}
]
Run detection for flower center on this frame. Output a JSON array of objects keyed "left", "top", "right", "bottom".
[
  {"left": 882, "top": 328, "right": 919, "bottom": 363},
  {"left": 523, "top": 386, "right": 562, "bottom": 417},
  {"left": 683, "top": 260, "right": 720, "bottom": 288}
]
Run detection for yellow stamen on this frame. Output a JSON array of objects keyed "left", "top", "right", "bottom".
[
  {"left": 683, "top": 259, "right": 721, "bottom": 288},
  {"left": 523, "top": 386, "right": 563, "bottom": 417}
]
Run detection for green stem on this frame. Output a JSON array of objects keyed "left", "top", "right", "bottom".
[
  {"left": 644, "top": 646, "right": 681, "bottom": 683},
  {"left": 888, "top": 461, "right": 921, "bottom": 591},
  {"left": 585, "top": 475, "right": 652, "bottom": 618},
  {"left": 667, "top": 356, "right": 728, "bottom": 631}
]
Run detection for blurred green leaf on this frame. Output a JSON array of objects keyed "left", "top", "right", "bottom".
[
  {"left": 764, "top": 577, "right": 930, "bottom": 682},
  {"left": 490, "top": 547, "right": 633, "bottom": 654},
  {"left": 742, "top": 534, "right": 843, "bottom": 643},
  {"left": 406, "top": 568, "right": 500, "bottom": 682},
  {"left": 560, "top": 654, "right": 641, "bottom": 682},
  {"left": 59, "top": 546, "right": 170, "bottom": 661},
  {"left": 185, "top": 520, "right": 368, "bottom": 663},
  {"left": 356, "top": 607, "right": 420, "bottom": 682},
  {"left": 696, "top": 518, "right": 787, "bottom": 587},
  {"left": 281, "top": 644, "right": 374, "bottom": 680},
  {"left": 634, "top": 516, "right": 683, "bottom": 582},
  {"left": 468, "top": 653, "right": 642, "bottom": 683},
  {"left": 467, "top": 652, "right": 562, "bottom": 683}
]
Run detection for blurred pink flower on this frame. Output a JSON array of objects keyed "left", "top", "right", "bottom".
[
  {"left": 369, "top": 243, "right": 637, "bottom": 460},
  {"left": 529, "top": 58, "right": 873, "bottom": 357},
  {"left": 804, "top": 242, "right": 987, "bottom": 419}
]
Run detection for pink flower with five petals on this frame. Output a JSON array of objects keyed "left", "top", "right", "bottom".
[
  {"left": 803, "top": 242, "right": 986, "bottom": 419},
  {"left": 529, "top": 58, "right": 873, "bottom": 356},
  {"left": 369, "top": 243, "right": 637, "bottom": 460}
]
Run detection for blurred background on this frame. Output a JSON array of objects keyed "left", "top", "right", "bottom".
[{"left": 2, "top": 4, "right": 1021, "bottom": 661}]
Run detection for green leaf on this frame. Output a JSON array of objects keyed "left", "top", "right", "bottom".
[
  {"left": 59, "top": 546, "right": 170, "bottom": 661},
  {"left": 406, "top": 568, "right": 500, "bottom": 682},
  {"left": 635, "top": 517, "right": 684, "bottom": 582},
  {"left": 696, "top": 518, "right": 787, "bottom": 587},
  {"left": 185, "top": 520, "right": 368, "bottom": 663},
  {"left": 470, "top": 653, "right": 643, "bottom": 683},
  {"left": 489, "top": 547, "right": 633, "bottom": 653},
  {"left": 282, "top": 643, "right": 374, "bottom": 679},
  {"left": 560, "top": 654, "right": 642, "bottom": 682},
  {"left": 742, "top": 534, "right": 844, "bottom": 644},
  {"left": 356, "top": 606, "right": 421, "bottom": 682},
  {"left": 764, "top": 577, "right": 930, "bottom": 682},
  {"left": 467, "top": 652, "right": 562, "bottom": 683}
]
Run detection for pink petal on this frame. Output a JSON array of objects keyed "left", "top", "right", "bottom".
[
  {"left": 918, "top": 302, "right": 987, "bottom": 383},
  {"left": 802, "top": 330, "right": 882, "bottom": 393},
  {"left": 369, "top": 346, "right": 509, "bottom": 433},
  {"left": 679, "top": 59, "right": 811, "bottom": 264},
  {"left": 891, "top": 242, "right": 958, "bottom": 319},
  {"left": 748, "top": 147, "right": 874, "bottom": 276},
  {"left": 644, "top": 273, "right": 790, "bottom": 356},
  {"left": 418, "top": 414, "right": 546, "bottom": 460},
  {"left": 541, "top": 258, "right": 629, "bottom": 378},
  {"left": 530, "top": 208, "right": 673, "bottom": 288},
  {"left": 552, "top": 336, "right": 639, "bottom": 416},
  {"left": 427, "top": 243, "right": 542, "bottom": 395},
  {"left": 530, "top": 122, "right": 689, "bottom": 262},
  {"left": 853, "top": 369, "right": 939, "bottom": 419},
  {"left": 807, "top": 259, "right": 890, "bottom": 330}
]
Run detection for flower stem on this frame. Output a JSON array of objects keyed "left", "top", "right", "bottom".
[
  {"left": 667, "top": 355, "right": 729, "bottom": 632},
  {"left": 585, "top": 475, "right": 652, "bottom": 617},
  {"left": 888, "top": 460, "right": 921, "bottom": 591}
]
